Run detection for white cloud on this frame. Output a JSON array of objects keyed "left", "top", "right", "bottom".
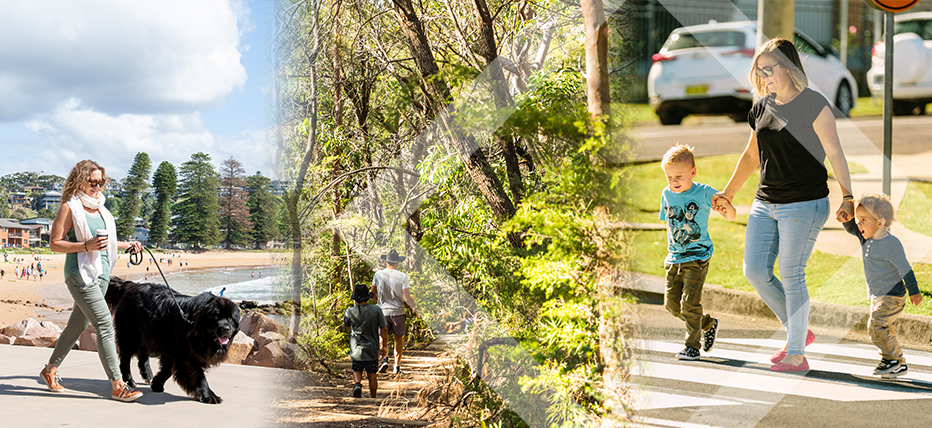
[
  {"left": 0, "top": 0, "right": 248, "bottom": 122},
  {"left": 26, "top": 99, "right": 272, "bottom": 179}
]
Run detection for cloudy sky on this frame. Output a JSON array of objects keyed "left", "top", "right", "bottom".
[{"left": 0, "top": 0, "right": 276, "bottom": 181}]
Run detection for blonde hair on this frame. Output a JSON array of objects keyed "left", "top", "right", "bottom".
[
  {"left": 661, "top": 144, "right": 695, "bottom": 168},
  {"left": 858, "top": 193, "right": 895, "bottom": 226},
  {"left": 749, "top": 38, "right": 808, "bottom": 97},
  {"left": 61, "top": 160, "right": 108, "bottom": 203}
]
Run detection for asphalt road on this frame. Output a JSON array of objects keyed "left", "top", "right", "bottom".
[
  {"left": 634, "top": 302, "right": 932, "bottom": 428},
  {"left": 631, "top": 115, "right": 932, "bottom": 165}
]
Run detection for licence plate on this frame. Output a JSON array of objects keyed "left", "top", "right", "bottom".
[{"left": 685, "top": 85, "right": 708, "bottom": 96}]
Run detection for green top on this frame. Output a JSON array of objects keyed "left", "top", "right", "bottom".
[{"left": 64, "top": 211, "right": 110, "bottom": 281}]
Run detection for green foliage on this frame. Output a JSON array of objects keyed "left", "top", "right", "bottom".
[
  {"left": 0, "top": 172, "right": 64, "bottom": 192},
  {"left": 219, "top": 157, "right": 252, "bottom": 249},
  {"left": 246, "top": 172, "right": 280, "bottom": 249},
  {"left": 116, "top": 152, "right": 151, "bottom": 239},
  {"left": 173, "top": 152, "right": 221, "bottom": 248},
  {"left": 149, "top": 161, "right": 177, "bottom": 246}
]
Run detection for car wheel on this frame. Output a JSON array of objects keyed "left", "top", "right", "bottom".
[
  {"left": 658, "top": 110, "right": 684, "bottom": 125},
  {"left": 834, "top": 82, "right": 852, "bottom": 118},
  {"left": 892, "top": 100, "right": 922, "bottom": 116}
]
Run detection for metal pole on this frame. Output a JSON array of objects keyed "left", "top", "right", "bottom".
[
  {"left": 840, "top": 0, "right": 848, "bottom": 67},
  {"left": 883, "top": 11, "right": 894, "bottom": 196}
]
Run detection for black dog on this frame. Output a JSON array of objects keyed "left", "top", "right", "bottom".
[{"left": 106, "top": 277, "right": 240, "bottom": 404}]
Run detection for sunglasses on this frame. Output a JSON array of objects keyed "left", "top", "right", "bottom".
[
  {"left": 88, "top": 179, "right": 106, "bottom": 187},
  {"left": 755, "top": 63, "right": 780, "bottom": 78}
]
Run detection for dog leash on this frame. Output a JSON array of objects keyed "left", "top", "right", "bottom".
[{"left": 127, "top": 247, "right": 194, "bottom": 325}]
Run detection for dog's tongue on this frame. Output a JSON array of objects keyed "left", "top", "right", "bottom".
[{"left": 219, "top": 337, "right": 230, "bottom": 345}]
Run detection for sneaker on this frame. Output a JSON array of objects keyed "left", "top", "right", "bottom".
[
  {"left": 378, "top": 357, "right": 389, "bottom": 373},
  {"left": 111, "top": 384, "right": 143, "bottom": 402},
  {"left": 873, "top": 359, "right": 901, "bottom": 376},
  {"left": 352, "top": 383, "right": 362, "bottom": 398},
  {"left": 675, "top": 346, "right": 700, "bottom": 361},
  {"left": 702, "top": 318, "right": 719, "bottom": 352},
  {"left": 882, "top": 364, "right": 908, "bottom": 379},
  {"left": 39, "top": 365, "right": 64, "bottom": 392},
  {"left": 393, "top": 365, "right": 401, "bottom": 375}
]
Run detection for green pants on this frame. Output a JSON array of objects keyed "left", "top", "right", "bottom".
[
  {"left": 664, "top": 258, "right": 714, "bottom": 350},
  {"left": 48, "top": 274, "right": 121, "bottom": 382}
]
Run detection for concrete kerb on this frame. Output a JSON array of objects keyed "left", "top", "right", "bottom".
[{"left": 627, "top": 272, "right": 932, "bottom": 347}]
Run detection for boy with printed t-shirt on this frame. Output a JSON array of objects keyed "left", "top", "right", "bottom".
[
  {"left": 843, "top": 193, "right": 922, "bottom": 379},
  {"left": 660, "top": 144, "right": 736, "bottom": 360}
]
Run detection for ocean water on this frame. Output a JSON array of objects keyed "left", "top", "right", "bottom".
[{"left": 153, "top": 266, "right": 292, "bottom": 305}]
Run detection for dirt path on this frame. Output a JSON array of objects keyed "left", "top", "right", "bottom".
[{"left": 277, "top": 334, "right": 465, "bottom": 427}]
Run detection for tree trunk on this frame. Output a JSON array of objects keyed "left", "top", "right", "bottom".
[
  {"left": 391, "top": 0, "right": 521, "bottom": 247},
  {"left": 581, "top": 0, "right": 610, "bottom": 120},
  {"left": 472, "top": 0, "right": 523, "bottom": 207}
]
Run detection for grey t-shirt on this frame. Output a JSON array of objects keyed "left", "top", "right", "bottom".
[
  {"left": 343, "top": 303, "right": 387, "bottom": 362},
  {"left": 373, "top": 268, "right": 410, "bottom": 317},
  {"left": 843, "top": 220, "right": 917, "bottom": 298}
]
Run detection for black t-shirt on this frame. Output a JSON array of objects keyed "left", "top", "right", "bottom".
[{"left": 748, "top": 88, "right": 831, "bottom": 203}]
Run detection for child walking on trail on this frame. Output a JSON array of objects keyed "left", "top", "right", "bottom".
[
  {"left": 660, "top": 144, "right": 736, "bottom": 360},
  {"left": 343, "top": 283, "right": 389, "bottom": 398},
  {"left": 843, "top": 193, "right": 922, "bottom": 379}
]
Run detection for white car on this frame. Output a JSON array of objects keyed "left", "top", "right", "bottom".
[
  {"left": 648, "top": 21, "right": 858, "bottom": 125},
  {"left": 867, "top": 12, "right": 932, "bottom": 115}
]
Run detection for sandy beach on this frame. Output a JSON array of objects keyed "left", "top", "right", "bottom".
[{"left": 0, "top": 250, "right": 283, "bottom": 329}]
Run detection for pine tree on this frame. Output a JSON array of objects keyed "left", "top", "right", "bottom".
[
  {"left": 148, "top": 161, "right": 176, "bottom": 247},
  {"left": 116, "top": 152, "right": 151, "bottom": 239},
  {"left": 219, "top": 157, "right": 251, "bottom": 249},
  {"left": 174, "top": 152, "right": 221, "bottom": 249},
  {"left": 245, "top": 172, "right": 279, "bottom": 249}
]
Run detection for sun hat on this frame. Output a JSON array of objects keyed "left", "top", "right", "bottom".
[
  {"left": 351, "top": 283, "right": 374, "bottom": 302},
  {"left": 380, "top": 249, "right": 405, "bottom": 264}
]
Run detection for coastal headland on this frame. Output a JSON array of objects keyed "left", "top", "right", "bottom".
[{"left": 0, "top": 250, "right": 283, "bottom": 328}]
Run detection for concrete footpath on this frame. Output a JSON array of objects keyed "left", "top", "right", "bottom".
[{"left": 0, "top": 344, "right": 303, "bottom": 427}]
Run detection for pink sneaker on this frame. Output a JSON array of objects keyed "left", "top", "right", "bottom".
[
  {"left": 770, "top": 330, "right": 815, "bottom": 363},
  {"left": 771, "top": 357, "right": 809, "bottom": 372}
]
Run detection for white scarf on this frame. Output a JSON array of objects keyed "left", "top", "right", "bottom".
[{"left": 67, "top": 191, "right": 117, "bottom": 285}]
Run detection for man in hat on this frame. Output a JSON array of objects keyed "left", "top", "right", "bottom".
[
  {"left": 343, "top": 283, "right": 389, "bottom": 398},
  {"left": 371, "top": 249, "right": 417, "bottom": 374}
]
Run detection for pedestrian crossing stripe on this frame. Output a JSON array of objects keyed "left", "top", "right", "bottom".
[
  {"left": 635, "top": 340, "right": 932, "bottom": 403},
  {"left": 715, "top": 338, "right": 932, "bottom": 367}
]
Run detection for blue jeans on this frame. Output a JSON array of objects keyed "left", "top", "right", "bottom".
[{"left": 744, "top": 197, "right": 829, "bottom": 355}]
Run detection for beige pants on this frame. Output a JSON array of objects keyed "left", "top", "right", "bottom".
[{"left": 869, "top": 294, "right": 907, "bottom": 364}]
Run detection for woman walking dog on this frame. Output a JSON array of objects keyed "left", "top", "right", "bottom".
[{"left": 39, "top": 159, "right": 144, "bottom": 401}]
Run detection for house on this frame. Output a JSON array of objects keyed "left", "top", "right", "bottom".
[
  {"left": 33, "top": 191, "right": 62, "bottom": 211},
  {"left": 0, "top": 219, "right": 41, "bottom": 248},
  {"left": 20, "top": 217, "right": 52, "bottom": 245},
  {"left": 7, "top": 192, "right": 29, "bottom": 208}
]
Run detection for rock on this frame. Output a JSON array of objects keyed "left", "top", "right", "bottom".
[
  {"left": 39, "top": 321, "right": 63, "bottom": 334},
  {"left": 240, "top": 300, "right": 258, "bottom": 310},
  {"left": 0, "top": 334, "right": 12, "bottom": 345},
  {"left": 14, "top": 334, "right": 59, "bottom": 348},
  {"left": 255, "top": 331, "right": 286, "bottom": 351},
  {"left": 242, "top": 340, "right": 296, "bottom": 369},
  {"left": 240, "top": 312, "right": 285, "bottom": 338},
  {"left": 224, "top": 331, "right": 257, "bottom": 364},
  {"left": 0, "top": 318, "right": 41, "bottom": 337},
  {"left": 77, "top": 325, "right": 98, "bottom": 351}
]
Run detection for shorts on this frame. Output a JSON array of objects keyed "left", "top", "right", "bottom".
[
  {"left": 386, "top": 315, "right": 406, "bottom": 337},
  {"left": 352, "top": 360, "right": 379, "bottom": 374}
]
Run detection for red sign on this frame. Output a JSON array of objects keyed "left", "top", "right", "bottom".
[{"left": 863, "top": 0, "right": 922, "bottom": 12}]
